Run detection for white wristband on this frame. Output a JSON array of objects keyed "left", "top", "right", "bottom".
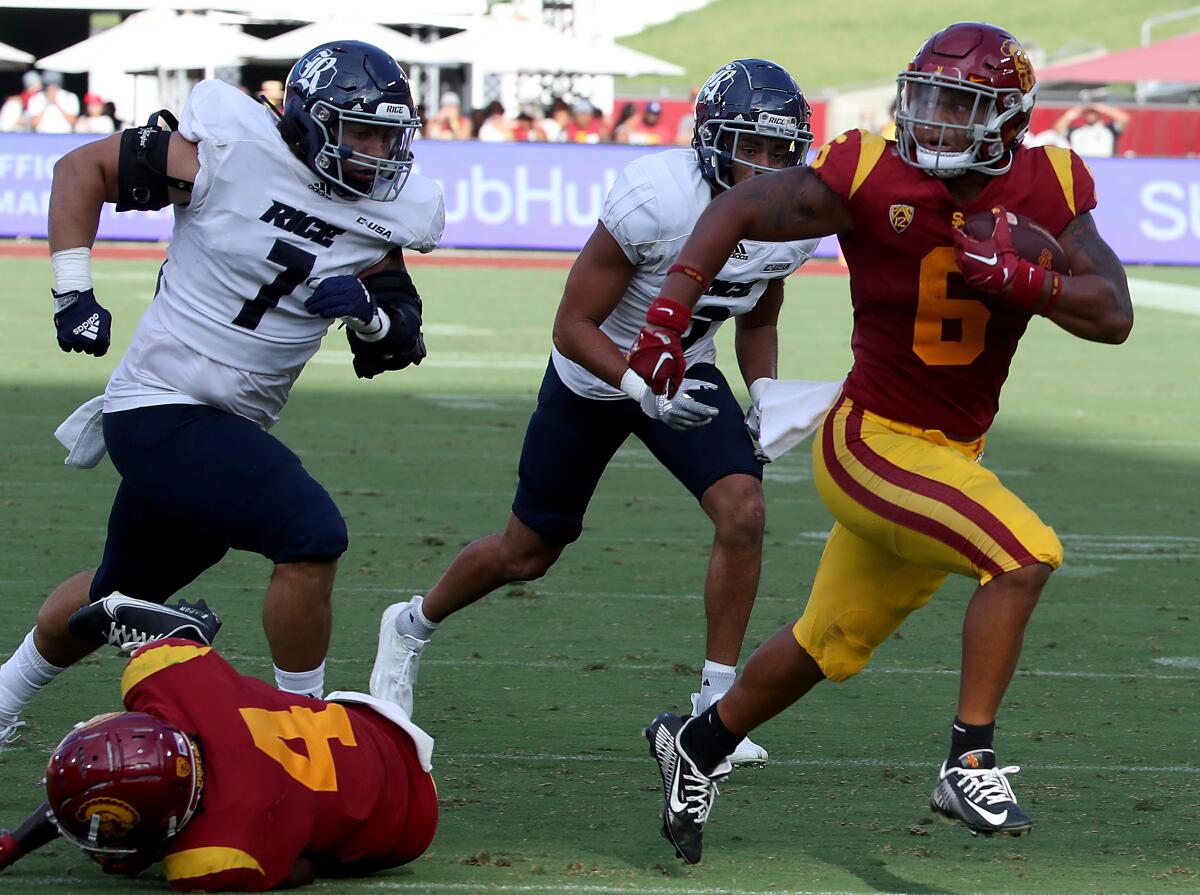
[
  {"left": 620, "top": 367, "right": 648, "bottom": 402},
  {"left": 749, "top": 377, "right": 773, "bottom": 404},
  {"left": 51, "top": 247, "right": 93, "bottom": 294},
  {"left": 344, "top": 306, "right": 391, "bottom": 342}
]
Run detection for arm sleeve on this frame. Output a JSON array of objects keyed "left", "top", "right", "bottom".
[{"left": 600, "top": 160, "right": 659, "bottom": 266}]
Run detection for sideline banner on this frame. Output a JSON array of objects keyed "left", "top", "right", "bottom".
[{"left": 1, "top": 134, "right": 1197, "bottom": 265}]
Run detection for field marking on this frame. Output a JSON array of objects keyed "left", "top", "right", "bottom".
[
  {"left": 1128, "top": 276, "right": 1200, "bottom": 315},
  {"left": 345, "top": 884, "right": 955, "bottom": 895},
  {"left": 1154, "top": 657, "right": 1200, "bottom": 669},
  {"left": 213, "top": 653, "right": 1198, "bottom": 682}
]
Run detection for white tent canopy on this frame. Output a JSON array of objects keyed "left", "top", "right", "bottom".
[
  {"left": 35, "top": 9, "right": 267, "bottom": 74},
  {"left": 251, "top": 20, "right": 436, "bottom": 64},
  {"left": 0, "top": 39, "right": 34, "bottom": 70},
  {"left": 420, "top": 18, "right": 683, "bottom": 77}
]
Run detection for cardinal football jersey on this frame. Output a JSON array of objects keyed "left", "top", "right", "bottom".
[
  {"left": 811, "top": 128, "right": 1096, "bottom": 436},
  {"left": 104, "top": 79, "right": 445, "bottom": 427},
  {"left": 552, "top": 148, "right": 819, "bottom": 399},
  {"left": 120, "top": 640, "right": 437, "bottom": 892}
]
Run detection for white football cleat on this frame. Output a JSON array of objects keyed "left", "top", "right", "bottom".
[
  {"left": 0, "top": 718, "right": 25, "bottom": 750},
  {"left": 369, "top": 602, "right": 428, "bottom": 717},
  {"left": 689, "top": 692, "right": 769, "bottom": 769}
]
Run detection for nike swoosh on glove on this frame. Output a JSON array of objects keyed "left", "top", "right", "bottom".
[{"left": 952, "top": 208, "right": 1049, "bottom": 312}]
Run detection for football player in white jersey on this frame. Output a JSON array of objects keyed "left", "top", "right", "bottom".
[
  {"left": 0, "top": 41, "right": 445, "bottom": 745},
  {"left": 371, "top": 60, "right": 819, "bottom": 767}
]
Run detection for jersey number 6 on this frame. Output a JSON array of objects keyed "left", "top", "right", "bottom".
[{"left": 913, "top": 246, "right": 991, "bottom": 366}]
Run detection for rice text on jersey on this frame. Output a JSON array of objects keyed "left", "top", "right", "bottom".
[{"left": 259, "top": 200, "right": 346, "bottom": 248}]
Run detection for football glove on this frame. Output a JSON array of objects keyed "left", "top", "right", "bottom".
[
  {"left": 953, "top": 207, "right": 1053, "bottom": 312},
  {"left": 303, "top": 275, "right": 377, "bottom": 324},
  {"left": 0, "top": 829, "right": 19, "bottom": 872},
  {"left": 639, "top": 378, "right": 719, "bottom": 431},
  {"left": 744, "top": 377, "right": 772, "bottom": 441},
  {"left": 628, "top": 298, "right": 692, "bottom": 397},
  {"left": 53, "top": 289, "right": 111, "bottom": 356}
]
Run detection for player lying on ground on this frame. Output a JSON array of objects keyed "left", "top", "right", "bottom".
[
  {"left": 0, "top": 40, "right": 444, "bottom": 747},
  {"left": 369, "top": 59, "right": 820, "bottom": 768},
  {"left": 0, "top": 604, "right": 437, "bottom": 890},
  {"left": 630, "top": 22, "right": 1133, "bottom": 862}
]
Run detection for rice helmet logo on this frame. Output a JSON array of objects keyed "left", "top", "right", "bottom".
[
  {"left": 293, "top": 49, "right": 338, "bottom": 94},
  {"left": 756, "top": 112, "right": 799, "bottom": 138},
  {"left": 698, "top": 64, "right": 738, "bottom": 104},
  {"left": 376, "top": 102, "right": 412, "bottom": 119}
]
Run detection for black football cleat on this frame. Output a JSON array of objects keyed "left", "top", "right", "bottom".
[
  {"left": 930, "top": 749, "right": 1034, "bottom": 837},
  {"left": 644, "top": 712, "right": 730, "bottom": 864},
  {"left": 69, "top": 593, "right": 223, "bottom": 653}
]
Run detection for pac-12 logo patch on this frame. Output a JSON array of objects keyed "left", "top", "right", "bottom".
[{"left": 889, "top": 204, "right": 914, "bottom": 233}]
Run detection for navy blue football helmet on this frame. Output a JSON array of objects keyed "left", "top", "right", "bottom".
[
  {"left": 692, "top": 59, "right": 813, "bottom": 190},
  {"left": 282, "top": 41, "right": 421, "bottom": 201}
]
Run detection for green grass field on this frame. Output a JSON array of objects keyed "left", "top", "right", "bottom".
[
  {"left": 618, "top": 0, "right": 1200, "bottom": 94},
  {"left": 0, "top": 255, "right": 1197, "bottom": 894}
]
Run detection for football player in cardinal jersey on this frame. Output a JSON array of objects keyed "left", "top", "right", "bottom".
[
  {"left": 633, "top": 23, "right": 1133, "bottom": 862},
  {"left": 0, "top": 41, "right": 444, "bottom": 746},
  {"left": 0, "top": 633, "right": 438, "bottom": 890},
  {"left": 371, "top": 60, "right": 818, "bottom": 768}
]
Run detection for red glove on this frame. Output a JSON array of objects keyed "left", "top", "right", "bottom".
[
  {"left": 0, "top": 829, "right": 20, "bottom": 871},
  {"left": 627, "top": 298, "right": 691, "bottom": 397},
  {"left": 953, "top": 208, "right": 1057, "bottom": 313}
]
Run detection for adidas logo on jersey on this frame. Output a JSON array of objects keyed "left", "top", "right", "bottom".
[
  {"left": 73, "top": 313, "right": 101, "bottom": 340},
  {"left": 307, "top": 180, "right": 332, "bottom": 199},
  {"left": 729, "top": 242, "right": 749, "bottom": 261}
]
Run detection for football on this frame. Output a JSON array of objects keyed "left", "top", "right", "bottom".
[{"left": 963, "top": 210, "right": 1070, "bottom": 273}]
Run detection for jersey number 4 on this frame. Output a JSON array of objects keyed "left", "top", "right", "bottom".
[
  {"left": 232, "top": 239, "right": 318, "bottom": 330},
  {"left": 239, "top": 704, "right": 357, "bottom": 792},
  {"left": 913, "top": 247, "right": 991, "bottom": 366}
]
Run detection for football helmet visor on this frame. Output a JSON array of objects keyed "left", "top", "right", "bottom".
[
  {"left": 896, "top": 22, "right": 1037, "bottom": 178},
  {"left": 45, "top": 712, "right": 202, "bottom": 858},
  {"left": 283, "top": 41, "right": 421, "bottom": 201},
  {"left": 693, "top": 58, "right": 813, "bottom": 191}
]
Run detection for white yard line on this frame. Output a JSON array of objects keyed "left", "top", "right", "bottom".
[{"left": 1128, "top": 276, "right": 1200, "bottom": 315}]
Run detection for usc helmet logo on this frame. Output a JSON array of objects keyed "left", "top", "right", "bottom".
[
  {"left": 1000, "top": 39, "right": 1035, "bottom": 93},
  {"left": 75, "top": 797, "right": 140, "bottom": 842}
]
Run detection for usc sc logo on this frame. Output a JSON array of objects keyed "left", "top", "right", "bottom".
[
  {"left": 1000, "top": 39, "right": 1035, "bottom": 93},
  {"left": 75, "top": 797, "right": 140, "bottom": 841}
]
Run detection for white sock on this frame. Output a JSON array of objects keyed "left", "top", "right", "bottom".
[
  {"left": 395, "top": 595, "right": 438, "bottom": 641},
  {"left": 696, "top": 660, "right": 737, "bottom": 714},
  {"left": 274, "top": 661, "right": 325, "bottom": 699},
  {"left": 0, "top": 628, "right": 65, "bottom": 722}
]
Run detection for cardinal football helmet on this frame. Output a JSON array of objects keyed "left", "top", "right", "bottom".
[
  {"left": 45, "top": 712, "right": 202, "bottom": 857},
  {"left": 692, "top": 58, "right": 813, "bottom": 191},
  {"left": 895, "top": 22, "right": 1037, "bottom": 177},
  {"left": 281, "top": 40, "right": 421, "bottom": 201}
]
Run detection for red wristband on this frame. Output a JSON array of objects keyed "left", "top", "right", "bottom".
[
  {"left": 645, "top": 296, "right": 692, "bottom": 335},
  {"left": 1006, "top": 262, "right": 1047, "bottom": 312},
  {"left": 667, "top": 263, "right": 710, "bottom": 289},
  {"left": 1038, "top": 272, "right": 1063, "bottom": 317}
]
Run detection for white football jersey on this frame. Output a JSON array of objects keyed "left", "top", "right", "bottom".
[
  {"left": 551, "top": 148, "right": 819, "bottom": 400},
  {"left": 104, "top": 79, "right": 445, "bottom": 427}
]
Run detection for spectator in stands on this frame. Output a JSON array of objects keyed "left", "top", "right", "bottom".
[
  {"left": 608, "top": 101, "right": 637, "bottom": 142},
  {"left": 259, "top": 79, "right": 284, "bottom": 108},
  {"left": 28, "top": 71, "right": 79, "bottom": 134},
  {"left": 0, "top": 94, "right": 24, "bottom": 132},
  {"left": 1055, "top": 103, "right": 1131, "bottom": 157},
  {"left": 20, "top": 70, "right": 41, "bottom": 109},
  {"left": 102, "top": 100, "right": 122, "bottom": 131},
  {"left": 675, "top": 87, "right": 700, "bottom": 145},
  {"left": 74, "top": 93, "right": 115, "bottom": 134},
  {"left": 426, "top": 91, "right": 472, "bottom": 140},
  {"left": 511, "top": 107, "right": 547, "bottom": 142},
  {"left": 477, "top": 100, "right": 511, "bottom": 142},
  {"left": 565, "top": 97, "right": 602, "bottom": 144},
  {"left": 542, "top": 97, "right": 570, "bottom": 142},
  {"left": 621, "top": 100, "right": 671, "bottom": 145}
]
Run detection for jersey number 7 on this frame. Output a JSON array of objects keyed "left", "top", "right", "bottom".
[{"left": 232, "top": 239, "right": 318, "bottom": 330}]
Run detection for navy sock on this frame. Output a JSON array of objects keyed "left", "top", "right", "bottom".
[
  {"left": 680, "top": 703, "right": 742, "bottom": 776},
  {"left": 948, "top": 717, "right": 996, "bottom": 768}
]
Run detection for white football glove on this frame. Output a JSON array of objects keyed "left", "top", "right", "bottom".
[
  {"left": 621, "top": 370, "right": 719, "bottom": 431},
  {"left": 746, "top": 377, "right": 772, "bottom": 463}
]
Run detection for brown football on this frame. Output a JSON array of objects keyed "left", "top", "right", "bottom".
[{"left": 963, "top": 210, "right": 1070, "bottom": 273}]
